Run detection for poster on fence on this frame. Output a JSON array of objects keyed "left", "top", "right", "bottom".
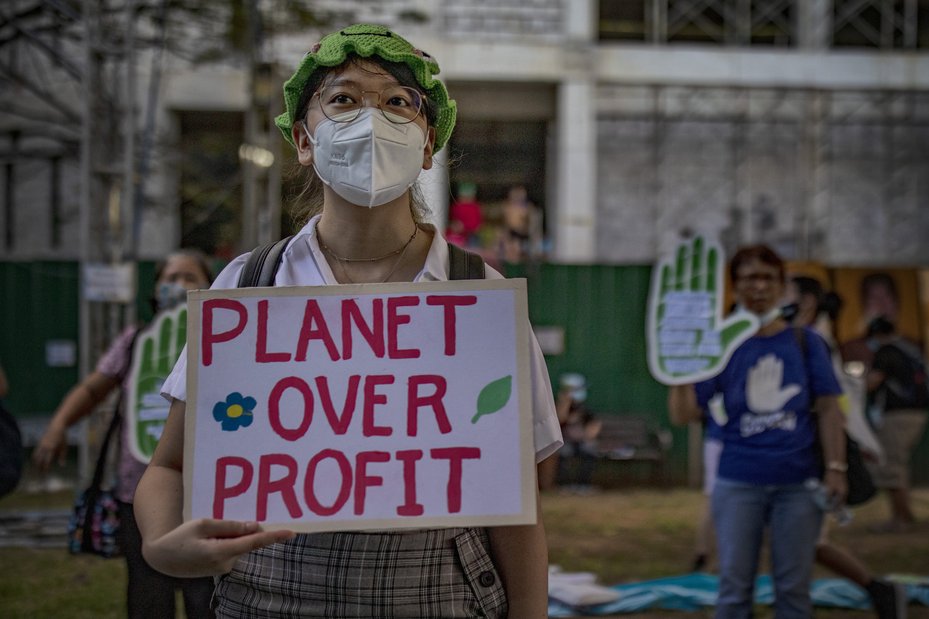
[{"left": 184, "top": 279, "right": 535, "bottom": 532}]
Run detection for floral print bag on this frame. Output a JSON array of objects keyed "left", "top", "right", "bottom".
[{"left": 67, "top": 383, "right": 125, "bottom": 558}]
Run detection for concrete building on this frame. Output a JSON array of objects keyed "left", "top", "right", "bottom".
[{"left": 2, "top": 0, "right": 928, "bottom": 266}]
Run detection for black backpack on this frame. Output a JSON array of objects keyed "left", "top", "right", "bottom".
[{"left": 236, "top": 235, "right": 485, "bottom": 288}]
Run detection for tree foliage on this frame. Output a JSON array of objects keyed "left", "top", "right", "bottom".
[{"left": 0, "top": 0, "right": 330, "bottom": 155}]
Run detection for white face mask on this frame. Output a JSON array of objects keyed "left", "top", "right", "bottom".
[
  {"left": 155, "top": 281, "right": 188, "bottom": 312},
  {"left": 735, "top": 304, "right": 782, "bottom": 327},
  {"left": 305, "top": 108, "right": 427, "bottom": 208}
]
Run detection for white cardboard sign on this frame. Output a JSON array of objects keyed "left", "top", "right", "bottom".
[{"left": 184, "top": 279, "right": 535, "bottom": 532}]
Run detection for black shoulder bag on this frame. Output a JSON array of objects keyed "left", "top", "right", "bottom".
[
  {"left": 66, "top": 396, "right": 124, "bottom": 557},
  {"left": 0, "top": 398, "right": 24, "bottom": 498}
]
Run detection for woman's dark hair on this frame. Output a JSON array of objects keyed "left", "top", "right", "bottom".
[
  {"left": 791, "top": 276, "right": 823, "bottom": 304},
  {"left": 819, "top": 291, "right": 844, "bottom": 323},
  {"left": 728, "top": 244, "right": 785, "bottom": 283},
  {"left": 867, "top": 315, "right": 896, "bottom": 337},
  {"left": 153, "top": 249, "right": 214, "bottom": 287}
]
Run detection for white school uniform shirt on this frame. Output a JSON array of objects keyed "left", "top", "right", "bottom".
[{"left": 162, "top": 214, "right": 563, "bottom": 463}]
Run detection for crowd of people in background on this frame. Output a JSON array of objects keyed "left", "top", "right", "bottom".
[
  {"left": 445, "top": 182, "right": 547, "bottom": 266},
  {"left": 670, "top": 256, "right": 927, "bottom": 619}
]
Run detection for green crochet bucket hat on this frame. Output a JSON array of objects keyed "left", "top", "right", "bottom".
[{"left": 274, "top": 23, "right": 457, "bottom": 151}]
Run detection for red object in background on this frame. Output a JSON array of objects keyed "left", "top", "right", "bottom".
[{"left": 449, "top": 199, "right": 483, "bottom": 236}]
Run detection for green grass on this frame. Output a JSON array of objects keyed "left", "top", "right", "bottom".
[
  {"left": 0, "top": 549, "right": 126, "bottom": 618},
  {"left": 2, "top": 478, "right": 928, "bottom": 618},
  {"left": 543, "top": 486, "right": 929, "bottom": 618}
]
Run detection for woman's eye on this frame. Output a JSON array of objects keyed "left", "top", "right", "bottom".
[
  {"left": 386, "top": 95, "right": 411, "bottom": 108},
  {"left": 330, "top": 93, "right": 356, "bottom": 105},
  {"left": 321, "top": 89, "right": 357, "bottom": 106}
]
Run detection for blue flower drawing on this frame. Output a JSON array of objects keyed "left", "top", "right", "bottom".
[{"left": 213, "top": 392, "right": 256, "bottom": 432}]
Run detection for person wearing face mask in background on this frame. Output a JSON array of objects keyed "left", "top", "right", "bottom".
[
  {"left": 668, "top": 245, "right": 847, "bottom": 619},
  {"left": 134, "top": 24, "right": 562, "bottom": 618},
  {"left": 784, "top": 277, "right": 905, "bottom": 619},
  {"left": 555, "top": 373, "right": 601, "bottom": 494},
  {"left": 33, "top": 249, "right": 215, "bottom": 619},
  {"left": 864, "top": 316, "right": 929, "bottom": 534}
]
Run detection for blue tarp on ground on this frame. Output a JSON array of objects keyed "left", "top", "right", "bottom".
[{"left": 548, "top": 573, "right": 929, "bottom": 616}]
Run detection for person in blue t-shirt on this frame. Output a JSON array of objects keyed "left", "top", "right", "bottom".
[{"left": 669, "top": 245, "right": 847, "bottom": 619}]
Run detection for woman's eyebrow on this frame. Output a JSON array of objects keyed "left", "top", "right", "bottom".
[{"left": 323, "top": 74, "right": 401, "bottom": 88}]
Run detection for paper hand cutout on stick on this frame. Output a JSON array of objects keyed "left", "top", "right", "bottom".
[
  {"left": 126, "top": 305, "right": 187, "bottom": 462},
  {"left": 647, "top": 235, "right": 758, "bottom": 385}
]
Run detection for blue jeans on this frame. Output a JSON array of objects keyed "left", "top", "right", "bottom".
[{"left": 712, "top": 478, "right": 822, "bottom": 619}]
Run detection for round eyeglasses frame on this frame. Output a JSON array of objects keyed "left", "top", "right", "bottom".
[{"left": 311, "top": 84, "right": 424, "bottom": 125}]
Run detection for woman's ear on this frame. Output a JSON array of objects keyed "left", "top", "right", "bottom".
[
  {"left": 293, "top": 122, "right": 314, "bottom": 168},
  {"left": 422, "top": 126, "right": 436, "bottom": 170}
]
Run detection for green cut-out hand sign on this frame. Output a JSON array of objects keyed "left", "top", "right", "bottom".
[
  {"left": 646, "top": 235, "right": 758, "bottom": 385},
  {"left": 125, "top": 304, "right": 188, "bottom": 463}
]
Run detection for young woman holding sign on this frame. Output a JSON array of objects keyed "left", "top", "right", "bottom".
[{"left": 134, "top": 24, "right": 563, "bottom": 618}]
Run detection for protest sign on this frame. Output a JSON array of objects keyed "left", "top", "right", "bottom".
[
  {"left": 184, "top": 279, "right": 535, "bottom": 532},
  {"left": 126, "top": 305, "right": 187, "bottom": 463},
  {"left": 646, "top": 235, "right": 758, "bottom": 385}
]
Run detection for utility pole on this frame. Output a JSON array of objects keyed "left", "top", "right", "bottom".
[
  {"left": 78, "top": 0, "right": 135, "bottom": 482},
  {"left": 241, "top": 0, "right": 281, "bottom": 252}
]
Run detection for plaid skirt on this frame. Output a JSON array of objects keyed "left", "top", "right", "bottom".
[{"left": 213, "top": 527, "right": 508, "bottom": 618}]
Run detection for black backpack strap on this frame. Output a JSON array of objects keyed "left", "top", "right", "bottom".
[
  {"left": 237, "top": 236, "right": 295, "bottom": 288},
  {"left": 447, "top": 243, "right": 485, "bottom": 281},
  {"left": 793, "top": 326, "right": 807, "bottom": 356},
  {"left": 792, "top": 326, "right": 810, "bottom": 390}
]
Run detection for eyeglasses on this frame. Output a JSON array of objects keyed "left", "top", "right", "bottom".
[
  {"left": 311, "top": 84, "right": 424, "bottom": 124},
  {"left": 736, "top": 273, "right": 780, "bottom": 285}
]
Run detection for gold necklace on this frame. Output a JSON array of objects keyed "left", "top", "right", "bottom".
[
  {"left": 317, "top": 224, "right": 418, "bottom": 263},
  {"left": 334, "top": 233, "right": 416, "bottom": 284}
]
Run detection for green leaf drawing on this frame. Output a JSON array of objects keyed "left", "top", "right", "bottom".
[{"left": 472, "top": 375, "right": 513, "bottom": 424}]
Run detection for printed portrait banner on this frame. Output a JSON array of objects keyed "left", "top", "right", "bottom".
[
  {"left": 647, "top": 235, "right": 759, "bottom": 386},
  {"left": 184, "top": 279, "right": 535, "bottom": 533}
]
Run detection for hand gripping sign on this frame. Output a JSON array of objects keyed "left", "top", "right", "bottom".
[
  {"left": 646, "top": 235, "right": 758, "bottom": 386},
  {"left": 184, "top": 279, "right": 536, "bottom": 533}
]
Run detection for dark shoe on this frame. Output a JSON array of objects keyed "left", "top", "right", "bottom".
[{"left": 867, "top": 578, "right": 907, "bottom": 619}]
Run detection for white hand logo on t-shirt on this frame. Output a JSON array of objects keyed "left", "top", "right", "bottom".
[{"left": 746, "top": 354, "right": 801, "bottom": 414}]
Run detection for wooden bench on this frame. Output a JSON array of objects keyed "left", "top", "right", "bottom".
[{"left": 594, "top": 414, "right": 673, "bottom": 484}]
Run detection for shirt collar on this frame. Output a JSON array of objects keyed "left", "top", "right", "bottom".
[{"left": 298, "top": 215, "right": 450, "bottom": 283}]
